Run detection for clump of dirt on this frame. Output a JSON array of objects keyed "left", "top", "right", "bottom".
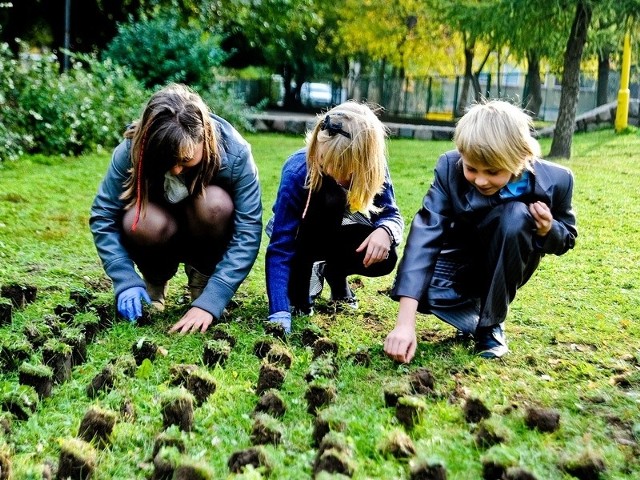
[
  {"left": 306, "top": 355, "right": 338, "bottom": 382},
  {"left": 0, "top": 444, "right": 12, "bottom": 480},
  {"left": 560, "top": 450, "right": 606, "bottom": 479},
  {"left": 111, "top": 354, "right": 137, "bottom": 377},
  {"left": 72, "top": 312, "right": 101, "bottom": 343},
  {"left": 253, "top": 339, "right": 274, "bottom": 359},
  {"left": 1, "top": 283, "right": 37, "bottom": 308},
  {"left": 312, "top": 337, "right": 339, "bottom": 359},
  {"left": 161, "top": 389, "right": 195, "bottom": 432},
  {"left": 202, "top": 339, "right": 231, "bottom": 367},
  {"left": 169, "top": 364, "right": 199, "bottom": 387},
  {"left": 482, "top": 459, "right": 507, "bottom": 480},
  {"left": 0, "top": 389, "right": 38, "bottom": 421},
  {"left": 120, "top": 397, "right": 136, "bottom": 422},
  {"left": 475, "top": 420, "right": 508, "bottom": 449},
  {"left": 254, "top": 390, "right": 286, "bottom": 418},
  {"left": 211, "top": 327, "right": 237, "bottom": 348},
  {"left": 383, "top": 381, "right": 411, "bottom": 407},
  {"left": 312, "top": 408, "right": 346, "bottom": 447},
  {"left": 463, "top": 397, "right": 492, "bottom": 423},
  {"left": 56, "top": 437, "right": 96, "bottom": 480},
  {"left": 22, "top": 322, "right": 53, "bottom": 348},
  {"left": 300, "top": 326, "right": 323, "bottom": 347},
  {"left": 379, "top": 428, "right": 416, "bottom": 458},
  {"left": 60, "top": 328, "right": 87, "bottom": 367},
  {"left": 54, "top": 303, "right": 79, "bottom": 323},
  {"left": 256, "top": 362, "right": 286, "bottom": 395},
  {"left": 410, "top": 367, "right": 436, "bottom": 395},
  {"left": 524, "top": 406, "right": 560, "bottom": 433},
  {"left": 227, "top": 446, "right": 271, "bottom": 474},
  {"left": 152, "top": 446, "right": 180, "bottom": 480},
  {"left": 0, "top": 301, "right": 11, "bottom": 326},
  {"left": 42, "top": 339, "right": 73, "bottom": 384},
  {"left": 89, "top": 302, "right": 114, "bottom": 330},
  {"left": 132, "top": 338, "right": 159, "bottom": 366},
  {"left": 69, "top": 288, "right": 95, "bottom": 309},
  {"left": 503, "top": 467, "right": 538, "bottom": 479},
  {"left": 313, "top": 432, "right": 355, "bottom": 478},
  {"left": 346, "top": 349, "right": 371, "bottom": 367},
  {"left": 395, "top": 395, "right": 426, "bottom": 429},
  {"left": 87, "top": 365, "right": 116, "bottom": 398},
  {"left": 173, "top": 460, "right": 214, "bottom": 480},
  {"left": 263, "top": 322, "right": 287, "bottom": 340},
  {"left": 0, "top": 337, "right": 32, "bottom": 372},
  {"left": 305, "top": 380, "right": 337, "bottom": 414},
  {"left": 18, "top": 362, "right": 54, "bottom": 399},
  {"left": 185, "top": 370, "right": 217, "bottom": 406},
  {"left": 250, "top": 413, "right": 283, "bottom": 446},
  {"left": 77, "top": 406, "right": 117, "bottom": 447},
  {"left": 409, "top": 459, "right": 447, "bottom": 479},
  {"left": 152, "top": 430, "right": 186, "bottom": 460},
  {"left": 265, "top": 344, "right": 293, "bottom": 370}
]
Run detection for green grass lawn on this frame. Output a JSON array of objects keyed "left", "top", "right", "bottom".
[{"left": 0, "top": 129, "right": 638, "bottom": 479}]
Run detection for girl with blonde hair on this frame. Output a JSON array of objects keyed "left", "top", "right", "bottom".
[
  {"left": 90, "top": 83, "right": 262, "bottom": 334},
  {"left": 265, "top": 101, "right": 404, "bottom": 333}
]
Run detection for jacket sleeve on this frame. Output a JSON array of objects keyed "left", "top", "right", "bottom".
[
  {"left": 537, "top": 164, "right": 577, "bottom": 256},
  {"left": 264, "top": 154, "right": 308, "bottom": 314},
  {"left": 89, "top": 141, "right": 145, "bottom": 298},
  {"left": 390, "top": 153, "right": 453, "bottom": 302},
  {"left": 192, "top": 135, "right": 263, "bottom": 319},
  {"left": 372, "top": 167, "right": 405, "bottom": 246}
]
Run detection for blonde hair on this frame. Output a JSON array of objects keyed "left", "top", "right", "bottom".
[
  {"left": 121, "top": 83, "right": 220, "bottom": 213},
  {"left": 454, "top": 99, "right": 541, "bottom": 176},
  {"left": 305, "top": 101, "right": 388, "bottom": 214}
]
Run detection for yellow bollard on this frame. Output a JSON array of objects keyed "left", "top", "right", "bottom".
[{"left": 615, "top": 32, "right": 631, "bottom": 132}]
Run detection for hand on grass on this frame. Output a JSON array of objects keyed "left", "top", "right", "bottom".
[
  {"left": 384, "top": 325, "right": 417, "bottom": 363},
  {"left": 169, "top": 306, "right": 214, "bottom": 334},
  {"left": 117, "top": 286, "right": 151, "bottom": 322}
]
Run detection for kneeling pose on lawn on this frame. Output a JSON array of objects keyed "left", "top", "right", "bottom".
[
  {"left": 90, "top": 83, "right": 262, "bottom": 333},
  {"left": 265, "top": 101, "right": 404, "bottom": 333},
  {"left": 384, "top": 99, "right": 577, "bottom": 361}
]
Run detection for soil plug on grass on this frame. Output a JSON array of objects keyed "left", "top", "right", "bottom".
[
  {"left": 408, "top": 458, "right": 447, "bottom": 480},
  {"left": 256, "top": 361, "right": 286, "bottom": 395},
  {"left": 56, "top": 437, "right": 96, "bottom": 480},
  {"left": 300, "top": 325, "right": 323, "bottom": 347},
  {"left": 265, "top": 344, "right": 293, "bottom": 370},
  {"left": 152, "top": 445, "right": 181, "bottom": 480},
  {"left": 346, "top": 349, "right": 371, "bottom": 367},
  {"left": 69, "top": 288, "right": 94, "bottom": 310},
  {"left": 560, "top": 450, "right": 606, "bottom": 479},
  {"left": 0, "top": 443, "right": 12, "bottom": 480},
  {"left": 250, "top": 412, "right": 283, "bottom": 446},
  {"left": 72, "top": 312, "right": 101, "bottom": 343},
  {"left": 383, "top": 380, "right": 412, "bottom": 408},
  {"left": 312, "top": 337, "right": 339, "bottom": 359},
  {"left": 253, "top": 338, "right": 274, "bottom": 359},
  {"left": 524, "top": 406, "right": 560, "bottom": 433},
  {"left": 410, "top": 367, "right": 436, "bottom": 395},
  {"left": 43, "top": 314, "right": 63, "bottom": 336},
  {"left": 463, "top": 397, "right": 492, "bottom": 424},
  {"left": 185, "top": 369, "right": 217, "bottom": 406},
  {"left": 0, "top": 414, "right": 11, "bottom": 437},
  {"left": 169, "top": 364, "right": 199, "bottom": 386},
  {"left": 481, "top": 446, "right": 518, "bottom": 480},
  {"left": 379, "top": 428, "right": 416, "bottom": 459},
  {"left": 54, "top": 303, "right": 78, "bottom": 323},
  {"left": 78, "top": 406, "right": 117, "bottom": 447},
  {"left": 396, "top": 395, "right": 426, "bottom": 429},
  {"left": 161, "top": 389, "right": 195, "bottom": 432},
  {"left": 120, "top": 397, "right": 136, "bottom": 422},
  {"left": 306, "top": 355, "right": 338, "bottom": 382},
  {"left": 203, "top": 339, "right": 231, "bottom": 367},
  {"left": 0, "top": 387, "right": 38, "bottom": 420},
  {"left": 86, "top": 364, "right": 116, "bottom": 398},
  {"left": 211, "top": 327, "right": 237, "bottom": 347},
  {"left": 314, "top": 432, "right": 356, "bottom": 478},
  {"left": 18, "top": 362, "right": 54, "bottom": 399},
  {"left": 0, "top": 336, "right": 32, "bottom": 372},
  {"left": 474, "top": 420, "right": 509, "bottom": 449},
  {"left": 22, "top": 321, "right": 53, "bottom": 348},
  {"left": 1, "top": 283, "right": 35, "bottom": 308},
  {"left": 173, "top": 459, "right": 214, "bottom": 480},
  {"left": 132, "top": 338, "right": 159, "bottom": 366},
  {"left": 305, "top": 379, "right": 337, "bottom": 414},
  {"left": 264, "top": 321, "right": 287, "bottom": 340},
  {"left": 0, "top": 301, "right": 11, "bottom": 327},
  {"left": 61, "top": 328, "right": 87, "bottom": 367},
  {"left": 503, "top": 467, "right": 538, "bottom": 479},
  {"left": 152, "top": 428, "right": 186, "bottom": 460},
  {"left": 42, "top": 339, "right": 73, "bottom": 384},
  {"left": 227, "top": 446, "right": 272, "bottom": 474},
  {"left": 111, "top": 354, "right": 137, "bottom": 377},
  {"left": 312, "top": 408, "right": 346, "bottom": 447},
  {"left": 254, "top": 390, "right": 287, "bottom": 419},
  {"left": 89, "top": 302, "right": 114, "bottom": 330}
]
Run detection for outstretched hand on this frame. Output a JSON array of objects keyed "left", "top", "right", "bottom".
[
  {"left": 169, "top": 306, "right": 214, "bottom": 334},
  {"left": 117, "top": 286, "right": 151, "bottom": 322},
  {"left": 384, "top": 325, "right": 417, "bottom": 363}
]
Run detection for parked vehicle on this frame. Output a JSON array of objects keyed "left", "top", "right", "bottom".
[{"left": 300, "top": 82, "right": 333, "bottom": 108}]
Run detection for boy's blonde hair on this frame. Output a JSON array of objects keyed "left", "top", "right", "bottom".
[
  {"left": 305, "top": 101, "right": 388, "bottom": 214},
  {"left": 121, "top": 83, "right": 220, "bottom": 210},
  {"left": 454, "top": 99, "right": 541, "bottom": 176}
]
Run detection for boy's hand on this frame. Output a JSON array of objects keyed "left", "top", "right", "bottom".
[
  {"left": 529, "top": 201, "right": 553, "bottom": 236},
  {"left": 384, "top": 325, "right": 417, "bottom": 363}
]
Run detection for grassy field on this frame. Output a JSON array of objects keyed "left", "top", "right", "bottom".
[{"left": 0, "top": 128, "right": 638, "bottom": 479}]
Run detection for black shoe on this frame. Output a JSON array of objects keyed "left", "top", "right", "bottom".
[
  {"left": 455, "top": 330, "right": 474, "bottom": 342},
  {"left": 332, "top": 295, "right": 358, "bottom": 311},
  {"left": 475, "top": 323, "right": 508, "bottom": 358},
  {"left": 291, "top": 304, "right": 314, "bottom": 317}
]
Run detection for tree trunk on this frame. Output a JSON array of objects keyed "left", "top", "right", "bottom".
[
  {"left": 596, "top": 50, "right": 610, "bottom": 106},
  {"left": 456, "top": 46, "right": 474, "bottom": 116},
  {"left": 549, "top": 0, "right": 592, "bottom": 159},
  {"left": 525, "top": 50, "right": 543, "bottom": 118}
]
